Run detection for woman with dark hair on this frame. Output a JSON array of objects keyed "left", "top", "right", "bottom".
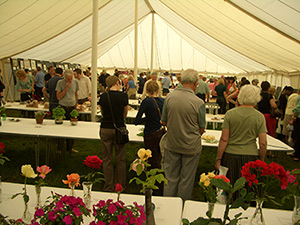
[
  {"left": 257, "top": 81, "right": 278, "bottom": 137},
  {"left": 227, "top": 77, "right": 237, "bottom": 109},
  {"left": 226, "top": 80, "right": 250, "bottom": 106}
]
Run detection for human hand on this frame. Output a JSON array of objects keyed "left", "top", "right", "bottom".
[
  {"left": 215, "top": 160, "right": 221, "bottom": 171},
  {"left": 66, "top": 81, "right": 71, "bottom": 88}
]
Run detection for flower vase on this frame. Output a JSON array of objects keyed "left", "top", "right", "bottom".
[
  {"left": 22, "top": 201, "right": 32, "bottom": 224},
  {"left": 70, "top": 183, "right": 76, "bottom": 197},
  {"left": 292, "top": 195, "right": 300, "bottom": 224},
  {"left": 250, "top": 199, "right": 265, "bottom": 225},
  {"left": 145, "top": 188, "right": 156, "bottom": 225},
  {"left": 35, "top": 186, "right": 42, "bottom": 208},
  {"left": 82, "top": 181, "right": 93, "bottom": 208},
  {"left": 207, "top": 202, "right": 215, "bottom": 218}
]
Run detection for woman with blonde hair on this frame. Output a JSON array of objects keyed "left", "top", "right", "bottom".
[
  {"left": 126, "top": 75, "right": 137, "bottom": 99},
  {"left": 16, "top": 69, "right": 34, "bottom": 101},
  {"left": 215, "top": 78, "right": 227, "bottom": 114}
]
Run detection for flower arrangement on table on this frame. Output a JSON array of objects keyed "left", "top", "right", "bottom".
[
  {"left": 34, "top": 165, "right": 52, "bottom": 208},
  {"left": 90, "top": 183, "right": 146, "bottom": 225},
  {"left": 285, "top": 168, "right": 300, "bottom": 197},
  {"left": 11, "top": 164, "right": 38, "bottom": 223},
  {"left": 82, "top": 155, "right": 104, "bottom": 184},
  {"left": 0, "top": 142, "right": 9, "bottom": 166},
  {"left": 62, "top": 173, "right": 81, "bottom": 197},
  {"left": 31, "top": 193, "right": 90, "bottom": 225},
  {"left": 183, "top": 175, "right": 253, "bottom": 225},
  {"left": 129, "top": 148, "right": 168, "bottom": 225}
]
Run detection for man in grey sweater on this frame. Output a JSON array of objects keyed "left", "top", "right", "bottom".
[{"left": 161, "top": 69, "right": 206, "bottom": 201}]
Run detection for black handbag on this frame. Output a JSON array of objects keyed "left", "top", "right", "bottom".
[
  {"left": 270, "top": 108, "right": 282, "bottom": 118},
  {"left": 107, "top": 91, "right": 129, "bottom": 144}
]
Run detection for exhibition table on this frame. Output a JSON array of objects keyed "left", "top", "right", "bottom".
[
  {"left": 182, "top": 200, "right": 293, "bottom": 225},
  {"left": 0, "top": 182, "right": 183, "bottom": 225}
]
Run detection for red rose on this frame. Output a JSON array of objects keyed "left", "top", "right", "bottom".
[
  {"left": 0, "top": 142, "right": 5, "bottom": 154},
  {"left": 83, "top": 155, "right": 103, "bottom": 169},
  {"left": 115, "top": 183, "right": 123, "bottom": 192}
]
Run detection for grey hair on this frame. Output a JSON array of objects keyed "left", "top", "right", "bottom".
[
  {"left": 64, "top": 69, "right": 73, "bottom": 79},
  {"left": 181, "top": 69, "right": 198, "bottom": 84},
  {"left": 238, "top": 84, "right": 261, "bottom": 106}
]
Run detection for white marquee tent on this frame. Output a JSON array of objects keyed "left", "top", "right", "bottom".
[{"left": 0, "top": 0, "right": 300, "bottom": 88}]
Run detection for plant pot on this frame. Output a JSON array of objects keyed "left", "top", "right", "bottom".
[
  {"left": 55, "top": 116, "right": 64, "bottom": 124},
  {"left": 70, "top": 117, "right": 78, "bottom": 126},
  {"left": 35, "top": 116, "right": 44, "bottom": 125}
]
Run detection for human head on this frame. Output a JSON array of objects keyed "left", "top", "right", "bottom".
[
  {"left": 37, "top": 67, "right": 42, "bottom": 72},
  {"left": 102, "top": 69, "right": 106, "bottom": 74},
  {"left": 240, "top": 80, "right": 250, "bottom": 89},
  {"left": 181, "top": 69, "right": 198, "bottom": 91},
  {"left": 24, "top": 69, "right": 30, "bottom": 74},
  {"left": 164, "top": 71, "right": 169, "bottom": 76},
  {"left": 218, "top": 78, "right": 225, "bottom": 86},
  {"left": 252, "top": 78, "right": 259, "bottom": 86},
  {"left": 55, "top": 68, "right": 63, "bottom": 75},
  {"left": 106, "top": 75, "right": 121, "bottom": 90},
  {"left": 284, "top": 86, "right": 294, "bottom": 96},
  {"left": 73, "top": 68, "right": 82, "bottom": 78},
  {"left": 128, "top": 75, "right": 134, "bottom": 81},
  {"left": 228, "top": 77, "right": 234, "bottom": 84},
  {"left": 64, "top": 69, "right": 73, "bottom": 82},
  {"left": 269, "top": 87, "right": 276, "bottom": 96},
  {"left": 241, "top": 77, "right": 247, "bottom": 83},
  {"left": 238, "top": 85, "right": 261, "bottom": 106},
  {"left": 151, "top": 72, "right": 157, "bottom": 81},
  {"left": 146, "top": 81, "right": 159, "bottom": 95},
  {"left": 48, "top": 66, "right": 55, "bottom": 75},
  {"left": 261, "top": 81, "right": 270, "bottom": 91},
  {"left": 16, "top": 69, "right": 27, "bottom": 79},
  {"left": 199, "top": 75, "right": 204, "bottom": 80},
  {"left": 139, "top": 72, "right": 144, "bottom": 77}
]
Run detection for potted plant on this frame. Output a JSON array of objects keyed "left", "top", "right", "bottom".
[
  {"left": 34, "top": 111, "right": 45, "bottom": 125},
  {"left": 70, "top": 109, "right": 79, "bottom": 126},
  {"left": 52, "top": 106, "right": 66, "bottom": 124}
]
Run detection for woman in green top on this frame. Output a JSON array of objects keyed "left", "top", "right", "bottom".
[
  {"left": 215, "top": 84, "right": 267, "bottom": 185},
  {"left": 16, "top": 69, "right": 34, "bottom": 102}
]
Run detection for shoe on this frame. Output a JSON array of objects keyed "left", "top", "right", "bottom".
[
  {"left": 293, "top": 158, "right": 299, "bottom": 162},
  {"left": 71, "top": 149, "right": 79, "bottom": 153}
]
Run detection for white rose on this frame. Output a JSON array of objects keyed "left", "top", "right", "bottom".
[{"left": 21, "top": 164, "right": 37, "bottom": 178}]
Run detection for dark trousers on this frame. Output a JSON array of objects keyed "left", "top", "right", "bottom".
[
  {"left": 100, "top": 128, "right": 126, "bottom": 192},
  {"left": 196, "top": 93, "right": 206, "bottom": 102},
  {"left": 292, "top": 118, "right": 300, "bottom": 158},
  {"left": 217, "top": 96, "right": 226, "bottom": 114},
  {"left": 34, "top": 86, "right": 43, "bottom": 99},
  {"left": 20, "top": 92, "right": 32, "bottom": 102}
]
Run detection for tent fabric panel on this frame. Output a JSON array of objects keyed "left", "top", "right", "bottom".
[
  {"left": 160, "top": 0, "right": 300, "bottom": 71},
  {"left": 230, "top": 0, "right": 300, "bottom": 42},
  {"left": 0, "top": 0, "right": 110, "bottom": 59}
]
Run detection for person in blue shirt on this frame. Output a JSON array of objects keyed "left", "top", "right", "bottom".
[
  {"left": 161, "top": 71, "right": 171, "bottom": 96},
  {"left": 34, "top": 66, "right": 45, "bottom": 99},
  {"left": 126, "top": 75, "right": 137, "bottom": 99}
]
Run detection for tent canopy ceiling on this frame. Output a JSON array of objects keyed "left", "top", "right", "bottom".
[{"left": 0, "top": 0, "right": 300, "bottom": 74}]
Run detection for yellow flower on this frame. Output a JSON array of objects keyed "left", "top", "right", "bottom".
[
  {"left": 137, "top": 148, "right": 152, "bottom": 161},
  {"left": 200, "top": 173, "right": 206, "bottom": 178},
  {"left": 21, "top": 164, "right": 37, "bottom": 178},
  {"left": 200, "top": 175, "right": 208, "bottom": 183},
  {"left": 204, "top": 180, "right": 210, "bottom": 187},
  {"left": 208, "top": 172, "right": 215, "bottom": 179}
]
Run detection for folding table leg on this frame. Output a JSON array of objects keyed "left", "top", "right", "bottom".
[{"left": 35, "top": 136, "right": 40, "bottom": 168}]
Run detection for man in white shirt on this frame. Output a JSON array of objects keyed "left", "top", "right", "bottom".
[
  {"left": 74, "top": 68, "right": 91, "bottom": 104},
  {"left": 141, "top": 72, "right": 162, "bottom": 99}
]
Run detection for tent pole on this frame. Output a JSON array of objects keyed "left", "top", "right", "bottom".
[
  {"left": 134, "top": 0, "right": 138, "bottom": 81},
  {"left": 91, "top": 0, "right": 98, "bottom": 122},
  {"left": 150, "top": 12, "right": 155, "bottom": 73}
]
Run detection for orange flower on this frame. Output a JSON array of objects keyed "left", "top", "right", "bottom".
[{"left": 62, "top": 173, "right": 80, "bottom": 188}]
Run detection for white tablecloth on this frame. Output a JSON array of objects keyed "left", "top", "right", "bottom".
[{"left": 0, "top": 182, "right": 183, "bottom": 225}]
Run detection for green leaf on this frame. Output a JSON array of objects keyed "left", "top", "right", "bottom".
[
  {"left": 228, "top": 219, "right": 238, "bottom": 225},
  {"left": 136, "top": 164, "right": 144, "bottom": 176},
  {"left": 11, "top": 193, "right": 22, "bottom": 199},
  {"left": 245, "top": 192, "right": 255, "bottom": 202},
  {"left": 240, "top": 188, "right": 247, "bottom": 198},
  {"left": 182, "top": 218, "right": 190, "bottom": 225},
  {"left": 211, "top": 179, "right": 230, "bottom": 192},
  {"left": 234, "top": 212, "right": 242, "bottom": 218},
  {"left": 155, "top": 174, "right": 166, "bottom": 183},
  {"left": 148, "top": 169, "right": 157, "bottom": 176},
  {"left": 231, "top": 197, "right": 244, "bottom": 209},
  {"left": 23, "top": 194, "right": 29, "bottom": 204},
  {"left": 241, "top": 203, "right": 250, "bottom": 210},
  {"left": 147, "top": 176, "right": 156, "bottom": 186},
  {"left": 232, "top": 177, "right": 246, "bottom": 193}
]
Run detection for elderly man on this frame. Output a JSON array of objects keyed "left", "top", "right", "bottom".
[
  {"left": 74, "top": 68, "right": 91, "bottom": 104},
  {"left": 161, "top": 69, "right": 206, "bottom": 201},
  {"left": 141, "top": 72, "right": 162, "bottom": 99},
  {"left": 56, "top": 69, "right": 79, "bottom": 153},
  {"left": 195, "top": 75, "right": 210, "bottom": 103}
]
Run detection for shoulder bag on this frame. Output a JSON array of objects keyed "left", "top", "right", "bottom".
[
  {"left": 107, "top": 91, "right": 129, "bottom": 144},
  {"left": 152, "top": 97, "right": 166, "bottom": 133}
]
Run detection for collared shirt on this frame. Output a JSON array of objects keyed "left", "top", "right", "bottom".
[
  {"left": 161, "top": 87, "right": 206, "bottom": 155},
  {"left": 195, "top": 79, "right": 209, "bottom": 95},
  {"left": 56, "top": 79, "right": 79, "bottom": 107},
  {"left": 77, "top": 75, "right": 91, "bottom": 100},
  {"left": 286, "top": 93, "right": 298, "bottom": 115},
  {"left": 162, "top": 76, "right": 171, "bottom": 89},
  {"left": 35, "top": 71, "right": 45, "bottom": 88}
]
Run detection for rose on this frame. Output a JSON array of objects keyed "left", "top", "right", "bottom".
[
  {"left": 214, "top": 175, "right": 230, "bottom": 183},
  {"left": 137, "top": 148, "right": 152, "bottom": 161},
  {"left": 0, "top": 142, "right": 5, "bottom": 154},
  {"left": 62, "top": 173, "right": 80, "bottom": 188},
  {"left": 115, "top": 183, "right": 123, "bottom": 192},
  {"left": 83, "top": 155, "right": 103, "bottom": 169},
  {"left": 131, "top": 159, "right": 145, "bottom": 172},
  {"left": 37, "top": 165, "right": 52, "bottom": 179},
  {"left": 21, "top": 164, "right": 38, "bottom": 178}
]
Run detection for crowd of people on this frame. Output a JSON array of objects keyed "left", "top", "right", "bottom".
[{"left": 3, "top": 67, "right": 300, "bottom": 202}]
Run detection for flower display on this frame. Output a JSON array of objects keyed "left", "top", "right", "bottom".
[
  {"left": 198, "top": 172, "right": 217, "bottom": 203},
  {"left": 91, "top": 199, "right": 146, "bottom": 225},
  {"left": 62, "top": 173, "right": 80, "bottom": 188},
  {"left": 36, "top": 165, "right": 52, "bottom": 179},
  {"left": 115, "top": 183, "right": 123, "bottom": 202},
  {"left": 241, "top": 160, "right": 287, "bottom": 203},
  {"left": 82, "top": 155, "right": 104, "bottom": 184},
  {"left": 31, "top": 194, "right": 90, "bottom": 225},
  {"left": 0, "top": 142, "right": 5, "bottom": 153},
  {"left": 21, "top": 164, "right": 37, "bottom": 178},
  {"left": 285, "top": 169, "right": 300, "bottom": 197},
  {"left": 0, "top": 141, "right": 9, "bottom": 166},
  {"left": 214, "top": 175, "right": 230, "bottom": 183},
  {"left": 131, "top": 159, "right": 145, "bottom": 173},
  {"left": 137, "top": 148, "right": 152, "bottom": 161}
]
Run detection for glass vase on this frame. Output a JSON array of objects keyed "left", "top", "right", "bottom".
[
  {"left": 70, "top": 183, "right": 76, "bottom": 197},
  {"left": 35, "top": 186, "right": 42, "bottom": 208},
  {"left": 292, "top": 195, "right": 300, "bottom": 224},
  {"left": 250, "top": 199, "right": 265, "bottom": 225},
  {"left": 145, "top": 188, "right": 156, "bottom": 225},
  {"left": 207, "top": 201, "right": 215, "bottom": 218},
  {"left": 82, "top": 181, "right": 93, "bottom": 208},
  {"left": 22, "top": 201, "right": 32, "bottom": 224}
]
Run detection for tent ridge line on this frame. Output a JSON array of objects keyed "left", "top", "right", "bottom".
[
  {"left": 225, "top": 0, "right": 300, "bottom": 45},
  {"left": 61, "top": 12, "right": 151, "bottom": 63},
  {"left": 157, "top": 0, "right": 269, "bottom": 71},
  {"left": 7, "top": 0, "right": 112, "bottom": 60}
]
